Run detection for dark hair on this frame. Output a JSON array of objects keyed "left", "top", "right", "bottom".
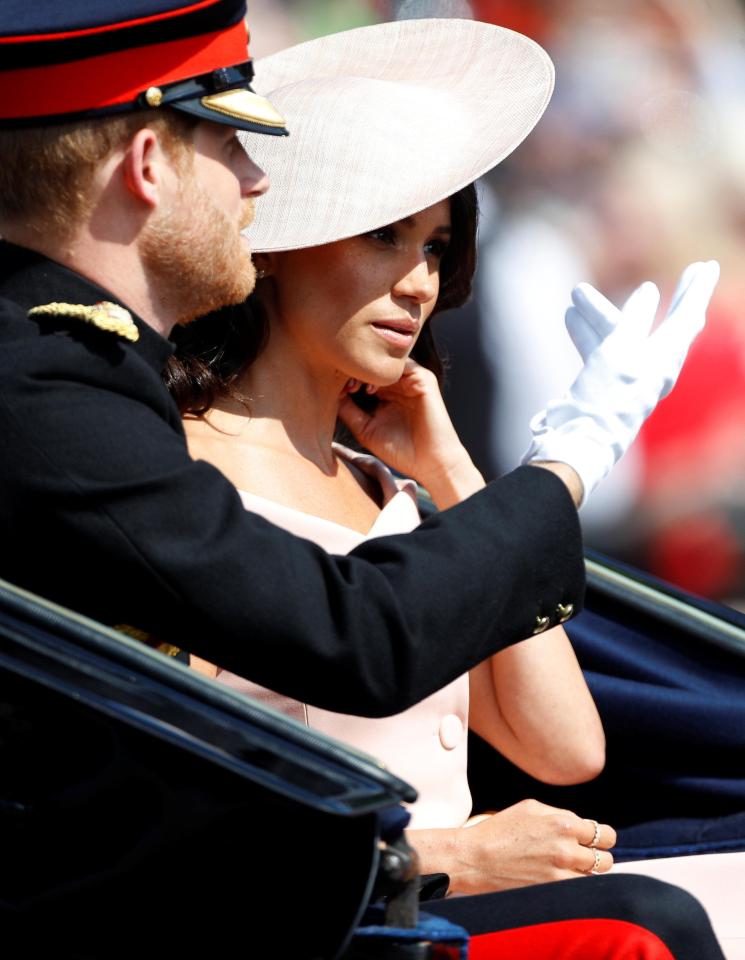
[{"left": 165, "top": 182, "right": 479, "bottom": 415}]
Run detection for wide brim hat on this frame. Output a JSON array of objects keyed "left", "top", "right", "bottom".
[
  {"left": 0, "top": 0, "right": 287, "bottom": 135},
  {"left": 243, "top": 18, "right": 554, "bottom": 252}
]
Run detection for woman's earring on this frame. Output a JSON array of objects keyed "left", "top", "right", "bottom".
[{"left": 256, "top": 268, "right": 266, "bottom": 280}]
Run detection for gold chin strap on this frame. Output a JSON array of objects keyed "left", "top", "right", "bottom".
[
  {"left": 28, "top": 301, "right": 139, "bottom": 342},
  {"left": 201, "top": 88, "right": 287, "bottom": 129}
]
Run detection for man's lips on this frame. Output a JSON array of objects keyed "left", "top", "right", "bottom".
[{"left": 240, "top": 198, "right": 255, "bottom": 232}]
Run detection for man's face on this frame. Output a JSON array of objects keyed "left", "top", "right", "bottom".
[{"left": 140, "top": 120, "right": 268, "bottom": 325}]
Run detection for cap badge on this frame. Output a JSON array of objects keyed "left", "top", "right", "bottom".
[
  {"left": 144, "top": 86, "right": 164, "bottom": 108},
  {"left": 28, "top": 301, "right": 139, "bottom": 342}
]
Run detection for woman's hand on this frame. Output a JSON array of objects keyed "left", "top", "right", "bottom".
[
  {"left": 338, "top": 358, "right": 484, "bottom": 508},
  {"left": 412, "top": 799, "right": 616, "bottom": 896}
]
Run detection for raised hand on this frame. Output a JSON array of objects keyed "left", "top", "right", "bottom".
[
  {"left": 524, "top": 260, "right": 720, "bottom": 505},
  {"left": 338, "top": 358, "right": 484, "bottom": 508}
]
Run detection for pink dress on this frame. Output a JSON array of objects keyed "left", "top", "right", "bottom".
[
  {"left": 216, "top": 444, "right": 472, "bottom": 830},
  {"left": 213, "top": 445, "right": 745, "bottom": 954}
]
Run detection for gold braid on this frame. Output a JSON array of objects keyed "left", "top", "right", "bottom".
[{"left": 28, "top": 301, "right": 139, "bottom": 342}]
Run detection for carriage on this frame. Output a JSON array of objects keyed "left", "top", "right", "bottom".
[{"left": 3, "top": 554, "right": 745, "bottom": 958}]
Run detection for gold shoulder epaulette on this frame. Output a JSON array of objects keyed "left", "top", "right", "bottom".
[{"left": 28, "top": 301, "right": 139, "bottom": 342}]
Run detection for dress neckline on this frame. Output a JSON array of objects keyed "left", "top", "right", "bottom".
[
  {"left": 237, "top": 443, "right": 420, "bottom": 540},
  {"left": 238, "top": 486, "right": 415, "bottom": 538}
]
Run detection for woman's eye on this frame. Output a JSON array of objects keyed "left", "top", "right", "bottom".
[
  {"left": 425, "top": 238, "right": 449, "bottom": 259},
  {"left": 366, "top": 226, "right": 397, "bottom": 246}
]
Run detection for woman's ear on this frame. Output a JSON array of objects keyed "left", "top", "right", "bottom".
[
  {"left": 252, "top": 252, "right": 274, "bottom": 279},
  {"left": 122, "top": 127, "right": 164, "bottom": 209}
]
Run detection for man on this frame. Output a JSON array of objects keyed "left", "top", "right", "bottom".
[
  {"left": 0, "top": 1, "right": 715, "bottom": 718},
  {"left": 0, "top": 1, "right": 588, "bottom": 717},
  {"left": 0, "top": 4, "right": 725, "bottom": 959}
]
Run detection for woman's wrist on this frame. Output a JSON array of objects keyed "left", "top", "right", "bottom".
[
  {"left": 419, "top": 451, "right": 485, "bottom": 509},
  {"left": 409, "top": 824, "right": 485, "bottom": 896},
  {"left": 407, "top": 826, "right": 459, "bottom": 882}
]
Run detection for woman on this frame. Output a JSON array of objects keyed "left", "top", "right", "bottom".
[
  {"left": 167, "top": 18, "right": 727, "bottom": 958},
  {"left": 173, "top": 181, "right": 612, "bottom": 889}
]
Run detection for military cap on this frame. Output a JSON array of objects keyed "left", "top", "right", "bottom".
[{"left": 0, "top": 0, "right": 287, "bottom": 135}]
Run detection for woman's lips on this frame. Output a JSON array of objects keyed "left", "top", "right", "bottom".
[{"left": 370, "top": 319, "right": 418, "bottom": 349}]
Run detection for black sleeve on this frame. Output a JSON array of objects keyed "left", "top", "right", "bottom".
[{"left": 0, "top": 328, "right": 584, "bottom": 717}]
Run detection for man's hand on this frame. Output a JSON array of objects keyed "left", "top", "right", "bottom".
[{"left": 523, "top": 260, "right": 720, "bottom": 506}]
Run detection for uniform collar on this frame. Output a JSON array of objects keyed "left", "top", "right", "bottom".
[{"left": 0, "top": 240, "right": 175, "bottom": 372}]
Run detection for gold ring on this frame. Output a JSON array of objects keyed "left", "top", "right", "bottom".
[{"left": 585, "top": 818, "right": 601, "bottom": 848}]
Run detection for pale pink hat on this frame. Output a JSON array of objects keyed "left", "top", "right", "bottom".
[{"left": 242, "top": 18, "right": 554, "bottom": 252}]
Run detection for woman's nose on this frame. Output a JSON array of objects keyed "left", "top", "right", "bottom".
[{"left": 394, "top": 257, "right": 437, "bottom": 304}]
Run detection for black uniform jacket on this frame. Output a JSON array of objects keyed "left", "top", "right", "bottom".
[{"left": 0, "top": 242, "right": 584, "bottom": 717}]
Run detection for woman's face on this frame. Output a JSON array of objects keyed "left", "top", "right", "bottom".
[{"left": 259, "top": 198, "right": 451, "bottom": 387}]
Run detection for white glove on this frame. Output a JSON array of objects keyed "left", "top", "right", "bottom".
[{"left": 522, "top": 260, "right": 720, "bottom": 506}]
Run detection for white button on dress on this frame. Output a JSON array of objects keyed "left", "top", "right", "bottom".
[{"left": 439, "top": 714, "right": 465, "bottom": 750}]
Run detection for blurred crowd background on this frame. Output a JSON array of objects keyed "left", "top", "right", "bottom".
[{"left": 248, "top": 0, "right": 745, "bottom": 607}]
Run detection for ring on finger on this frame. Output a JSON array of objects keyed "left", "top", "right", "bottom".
[
  {"left": 586, "top": 848, "right": 601, "bottom": 875},
  {"left": 585, "top": 818, "right": 601, "bottom": 848}
]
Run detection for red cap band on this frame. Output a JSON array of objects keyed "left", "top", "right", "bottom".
[{"left": 0, "top": 18, "right": 249, "bottom": 120}]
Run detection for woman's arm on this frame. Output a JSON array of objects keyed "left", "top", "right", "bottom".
[
  {"left": 410, "top": 800, "right": 615, "bottom": 895},
  {"left": 339, "top": 361, "right": 582, "bottom": 507},
  {"left": 340, "top": 358, "right": 604, "bottom": 781},
  {"left": 469, "top": 630, "right": 606, "bottom": 784}
]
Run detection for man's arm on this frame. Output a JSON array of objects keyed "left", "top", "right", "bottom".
[{"left": 0, "top": 322, "right": 583, "bottom": 718}]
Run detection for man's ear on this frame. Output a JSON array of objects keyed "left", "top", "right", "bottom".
[{"left": 122, "top": 127, "right": 164, "bottom": 209}]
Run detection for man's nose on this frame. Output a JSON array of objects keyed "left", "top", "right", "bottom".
[{"left": 241, "top": 155, "right": 269, "bottom": 198}]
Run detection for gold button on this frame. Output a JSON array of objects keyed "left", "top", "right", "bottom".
[
  {"left": 557, "top": 603, "right": 574, "bottom": 623},
  {"left": 145, "top": 86, "right": 163, "bottom": 108},
  {"left": 533, "top": 615, "right": 550, "bottom": 635}
]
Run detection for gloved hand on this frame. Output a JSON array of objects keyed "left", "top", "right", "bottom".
[{"left": 522, "top": 260, "right": 720, "bottom": 506}]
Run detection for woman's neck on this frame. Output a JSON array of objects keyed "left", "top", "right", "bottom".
[
  {"left": 217, "top": 331, "right": 348, "bottom": 472},
  {"left": 182, "top": 334, "right": 383, "bottom": 531}
]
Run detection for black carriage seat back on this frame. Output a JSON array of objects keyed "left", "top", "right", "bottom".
[{"left": 0, "top": 575, "right": 418, "bottom": 959}]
